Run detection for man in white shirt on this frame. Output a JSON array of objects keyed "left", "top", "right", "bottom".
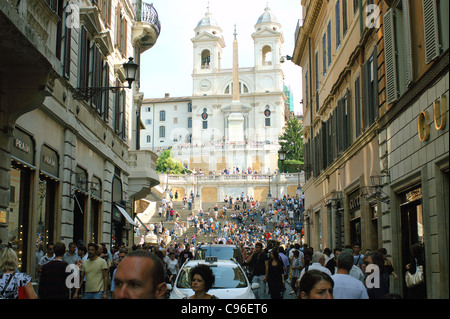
[
  {"left": 298, "top": 251, "right": 332, "bottom": 283},
  {"left": 331, "top": 251, "right": 369, "bottom": 299}
]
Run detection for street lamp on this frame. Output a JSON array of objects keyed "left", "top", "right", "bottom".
[
  {"left": 278, "top": 146, "right": 287, "bottom": 163},
  {"left": 73, "top": 57, "right": 138, "bottom": 100}
]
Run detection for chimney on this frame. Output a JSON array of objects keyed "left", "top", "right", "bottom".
[{"left": 165, "top": 93, "right": 170, "bottom": 98}]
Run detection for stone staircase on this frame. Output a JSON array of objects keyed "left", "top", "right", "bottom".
[{"left": 141, "top": 193, "right": 266, "bottom": 245}]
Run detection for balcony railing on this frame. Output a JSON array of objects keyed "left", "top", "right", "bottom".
[{"left": 133, "top": 1, "right": 161, "bottom": 34}]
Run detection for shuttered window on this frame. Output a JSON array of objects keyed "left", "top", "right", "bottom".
[
  {"left": 102, "top": 63, "right": 110, "bottom": 122},
  {"left": 422, "top": 0, "right": 440, "bottom": 64},
  {"left": 114, "top": 79, "right": 126, "bottom": 139},
  {"left": 78, "top": 26, "right": 90, "bottom": 90},
  {"left": 384, "top": 2, "right": 413, "bottom": 105},
  {"left": 336, "top": 0, "right": 341, "bottom": 49},
  {"left": 354, "top": 75, "right": 362, "bottom": 138},
  {"left": 90, "top": 44, "right": 103, "bottom": 114},
  {"left": 327, "top": 21, "right": 332, "bottom": 66},
  {"left": 62, "top": 7, "right": 72, "bottom": 80},
  {"left": 362, "top": 48, "right": 379, "bottom": 130},
  {"left": 322, "top": 33, "right": 327, "bottom": 77},
  {"left": 343, "top": 0, "right": 348, "bottom": 35}
]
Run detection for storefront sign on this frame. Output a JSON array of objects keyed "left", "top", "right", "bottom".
[
  {"left": 11, "top": 128, "right": 35, "bottom": 165},
  {"left": 40, "top": 145, "right": 59, "bottom": 178},
  {"left": 348, "top": 189, "right": 361, "bottom": 212}
]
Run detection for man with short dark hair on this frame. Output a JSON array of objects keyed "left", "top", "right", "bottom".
[
  {"left": 38, "top": 242, "right": 70, "bottom": 299},
  {"left": 331, "top": 251, "right": 368, "bottom": 299},
  {"left": 113, "top": 250, "right": 167, "bottom": 299},
  {"left": 73, "top": 243, "right": 109, "bottom": 299},
  {"left": 243, "top": 242, "right": 268, "bottom": 299}
]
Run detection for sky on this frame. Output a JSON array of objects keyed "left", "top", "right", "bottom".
[{"left": 139, "top": 0, "right": 303, "bottom": 115}]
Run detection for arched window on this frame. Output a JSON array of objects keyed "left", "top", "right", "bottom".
[
  {"left": 146, "top": 135, "right": 151, "bottom": 143},
  {"left": 201, "top": 50, "right": 211, "bottom": 69},
  {"left": 159, "top": 126, "right": 165, "bottom": 138},
  {"left": 159, "top": 110, "right": 166, "bottom": 121},
  {"left": 224, "top": 82, "right": 250, "bottom": 94},
  {"left": 262, "top": 45, "right": 272, "bottom": 66}
]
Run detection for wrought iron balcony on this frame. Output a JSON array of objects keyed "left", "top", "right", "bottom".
[{"left": 131, "top": 1, "right": 161, "bottom": 52}]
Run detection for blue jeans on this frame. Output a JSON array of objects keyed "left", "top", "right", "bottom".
[{"left": 84, "top": 292, "right": 104, "bottom": 299}]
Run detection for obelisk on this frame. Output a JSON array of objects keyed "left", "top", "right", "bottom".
[{"left": 228, "top": 25, "right": 245, "bottom": 142}]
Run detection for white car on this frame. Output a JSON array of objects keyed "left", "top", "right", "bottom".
[{"left": 168, "top": 258, "right": 260, "bottom": 299}]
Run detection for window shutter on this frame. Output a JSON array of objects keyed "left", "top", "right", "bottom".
[
  {"left": 63, "top": 10, "right": 71, "bottom": 80},
  {"left": 323, "top": 33, "right": 327, "bottom": 76},
  {"left": 332, "top": 108, "right": 337, "bottom": 161},
  {"left": 402, "top": 0, "right": 413, "bottom": 86},
  {"left": 422, "top": 0, "right": 440, "bottom": 64},
  {"left": 371, "top": 47, "right": 379, "bottom": 123},
  {"left": 103, "top": 63, "right": 110, "bottom": 122},
  {"left": 362, "top": 61, "right": 370, "bottom": 131},
  {"left": 321, "top": 122, "right": 327, "bottom": 170},
  {"left": 345, "top": 89, "right": 352, "bottom": 149},
  {"left": 327, "top": 21, "right": 332, "bottom": 66},
  {"left": 79, "top": 26, "right": 90, "bottom": 90},
  {"left": 383, "top": 9, "right": 398, "bottom": 105},
  {"left": 336, "top": 0, "right": 341, "bottom": 48},
  {"left": 355, "top": 76, "right": 361, "bottom": 138}
]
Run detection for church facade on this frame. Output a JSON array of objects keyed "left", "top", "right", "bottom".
[{"left": 141, "top": 6, "right": 288, "bottom": 176}]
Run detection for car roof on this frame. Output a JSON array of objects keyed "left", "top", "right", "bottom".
[{"left": 182, "top": 259, "right": 238, "bottom": 267}]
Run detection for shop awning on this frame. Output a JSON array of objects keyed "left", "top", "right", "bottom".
[{"left": 114, "top": 204, "right": 138, "bottom": 227}]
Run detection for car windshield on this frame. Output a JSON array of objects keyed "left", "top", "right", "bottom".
[
  {"left": 176, "top": 264, "right": 247, "bottom": 289},
  {"left": 195, "top": 246, "right": 241, "bottom": 262}
]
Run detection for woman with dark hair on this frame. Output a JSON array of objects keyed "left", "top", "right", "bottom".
[
  {"left": 297, "top": 269, "right": 334, "bottom": 299},
  {"left": 265, "top": 249, "right": 285, "bottom": 299},
  {"left": 406, "top": 243, "right": 426, "bottom": 299},
  {"left": 366, "top": 252, "right": 390, "bottom": 299},
  {"left": 188, "top": 264, "right": 218, "bottom": 299}
]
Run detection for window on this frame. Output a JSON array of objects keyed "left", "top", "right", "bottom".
[
  {"left": 78, "top": 25, "right": 90, "bottom": 91},
  {"left": 315, "top": 51, "right": 319, "bottom": 92},
  {"left": 354, "top": 75, "right": 362, "bottom": 138},
  {"left": 145, "top": 119, "right": 152, "bottom": 125},
  {"left": 188, "top": 117, "right": 192, "bottom": 128},
  {"left": 113, "top": 80, "right": 125, "bottom": 139},
  {"left": 322, "top": 33, "right": 327, "bottom": 77},
  {"left": 146, "top": 135, "right": 151, "bottom": 143},
  {"left": 262, "top": 45, "right": 273, "bottom": 66},
  {"left": 336, "top": 0, "right": 341, "bottom": 49},
  {"left": 362, "top": 48, "right": 378, "bottom": 130},
  {"left": 327, "top": 21, "right": 332, "bottom": 66},
  {"left": 174, "top": 118, "right": 178, "bottom": 124},
  {"left": 174, "top": 105, "right": 177, "bottom": 111},
  {"left": 159, "top": 126, "right": 165, "bottom": 138},
  {"left": 62, "top": 3, "right": 71, "bottom": 79},
  {"left": 383, "top": 1, "right": 413, "bottom": 104},
  {"left": 201, "top": 50, "right": 211, "bottom": 69},
  {"left": 116, "top": 9, "right": 127, "bottom": 57},
  {"left": 343, "top": 0, "right": 348, "bottom": 35},
  {"left": 305, "top": 69, "right": 309, "bottom": 108},
  {"left": 159, "top": 110, "right": 166, "bottom": 122},
  {"left": 188, "top": 102, "right": 192, "bottom": 112},
  {"left": 202, "top": 121, "right": 208, "bottom": 129},
  {"left": 353, "top": 0, "right": 358, "bottom": 14},
  {"left": 265, "top": 118, "right": 271, "bottom": 127},
  {"left": 145, "top": 107, "right": 151, "bottom": 112}
]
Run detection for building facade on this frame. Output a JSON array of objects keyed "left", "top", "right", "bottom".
[
  {"left": 0, "top": 0, "right": 160, "bottom": 278},
  {"left": 141, "top": 6, "right": 288, "bottom": 176},
  {"left": 293, "top": 0, "right": 449, "bottom": 298}
]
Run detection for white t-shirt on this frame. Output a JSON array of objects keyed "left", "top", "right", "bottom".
[{"left": 331, "top": 274, "right": 369, "bottom": 299}]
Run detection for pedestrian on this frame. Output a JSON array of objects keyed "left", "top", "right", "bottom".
[
  {"left": 352, "top": 243, "right": 364, "bottom": 269},
  {"left": 265, "top": 249, "right": 285, "bottom": 299},
  {"left": 179, "top": 244, "right": 194, "bottom": 266},
  {"left": 289, "top": 250, "right": 302, "bottom": 295},
  {"left": 366, "top": 251, "right": 390, "bottom": 299},
  {"left": 298, "top": 251, "right": 332, "bottom": 283},
  {"left": 243, "top": 242, "right": 268, "bottom": 299},
  {"left": 0, "top": 248, "right": 38, "bottom": 299},
  {"left": 331, "top": 251, "right": 369, "bottom": 299},
  {"left": 38, "top": 241, "right": 70, "bottom": 299},
  {"left": 297, "top": 269, "right": 334, "bottom": 299},
  {"left": 166, "top": 252, "right": 179, "bottom": 285},
  {"left": 63, "top": 242, "right": 80, "bottom": 265},
  {"left": 113, "top": 250, "right": 167, "bottom": 299},
  {"left": 187, "top": 264, "right": 218, "bottom": 299},
  {"left": 37, "top": 242, "right": 55, "bottom": 275},
  {"left": 73, "top": 243, "right": 109, "bottom": 299},
  {"left": 110, "top": 247, "right": 128, "bottom": 294},
  {"left": 405, "top": 243, "right": 426, "bottom": 299}
]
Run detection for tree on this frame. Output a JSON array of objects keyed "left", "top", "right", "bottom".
[
  {"left": 278, "top": 117, "right": 304, "bottom": 173},
  {"left": 155, "top": 149, "right": 185, "bottom": 174}
]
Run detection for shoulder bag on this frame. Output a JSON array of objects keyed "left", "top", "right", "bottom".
[{"left": 405, "top": 259, "right": 424, "bottom": 288}]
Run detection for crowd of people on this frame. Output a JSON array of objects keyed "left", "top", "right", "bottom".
[{"left": 0, "top": 188, "right": 426, "bottom": 299}]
